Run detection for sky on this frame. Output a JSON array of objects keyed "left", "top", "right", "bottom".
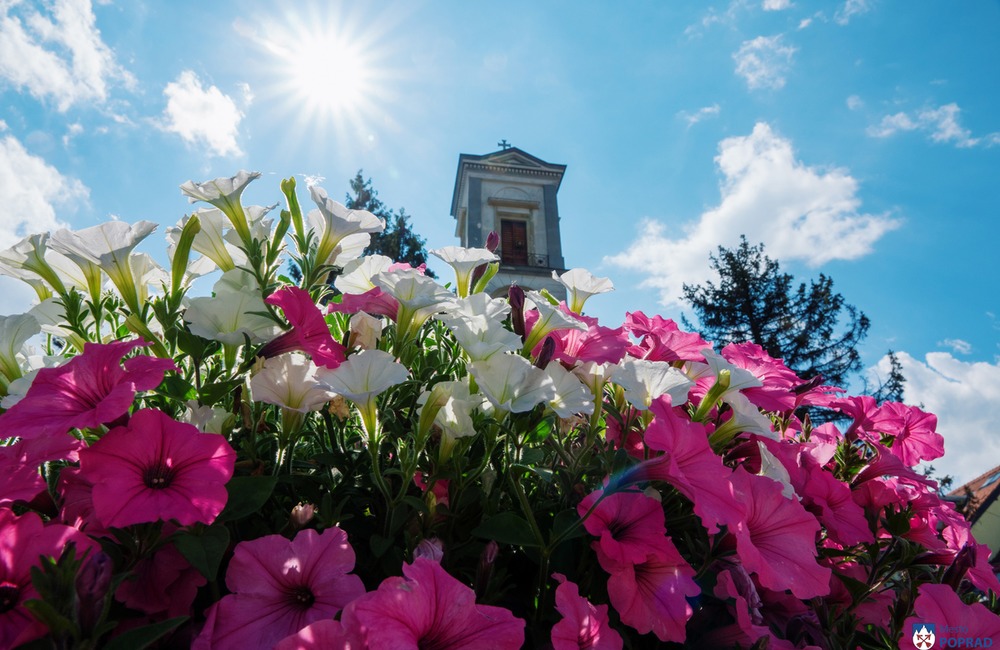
[{"left": 1, "top": 0, "right": 998, "bottom": 484}]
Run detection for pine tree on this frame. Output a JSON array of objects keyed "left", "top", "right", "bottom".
[
  {"left": 682, "top": 236, "right": 870, "bottom": 389},
  {"left": 870, "top": 349, "right": 906, "bottom": 404},
  {"left": 345, "top": 171, "right": 435, "bottom": 277}
]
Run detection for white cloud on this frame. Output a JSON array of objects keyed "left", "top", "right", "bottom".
[
  {"left": 0, "top": 131, "right": 89, "bottom": 315},
  {"left": 0, "top": 0, "right": 132, "bottom": 111},
  {"left": 939, "top": 338, "right": 973, "bottom": 355},
  {"left": 846, "top": 95, "right": 863, "bottom": 110},
  {"left": 677, "top": 104, "right": 721, "bottom": 127},
  {"left": 873, "top": 351, "right": 1000, "bottom": 485},
  {"left": 62, "top": 122, "right": 83, "bottom": 146},
  {"left": 158, "top": 70, "right": 245, "bottom": 157},
  {"left": 762, "top": 0, "right": 792, "bottom": 10},
  {"left": 798, "top": 17, "right": 813, "bottom": 29},
  {"left": 835, "top": 0, "right": 872, "bottom": 25},
  {"left": 606, "top": 123, "right": 900, "bottom": 305},
  {"left": 733, "top": 35, "right": 796, "bottom": 90},
  {"left": 868, "top": 103, "right": 988, "bottom": 148}
]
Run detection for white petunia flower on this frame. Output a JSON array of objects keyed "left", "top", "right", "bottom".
[
  {"left": 612, "top": 358, "right": 694, "bottom": 410},
  {"left": 251, "top": 353, "right": 339, "bottom": 413},
  {"left": 0, "top": 313, "right": 40, "bottom": 383},
  {"left": 308, "top": 186, "right": 384, "bottom": 269},
  {"left": 469, "top": 354, "right": 557, "bottom": 414},
  {"left": 180, "top": 170, "right": 261, "bottom": 245},
  {"left": 335, "top": 255, "right": 394, "bottom": 295},
  {"left": 49, "top": 220, "right": 158, "bottom": 312},
  {"left": 522, "top": 291, "right": 588, "bottom": 352},
  {"left": 430, "top": 246, "right": 499, "bottom": 298},
  {"left": 553, "top": 268, "right": 614, "bottom": 314},
  {"left": 316, "top": 349, "right": 409, "bottom": 437},
  {"left": 444, "top": 315, "right": 521, "bottom": 361},
  {"left": 0, "top": 233, "right": 67, "bottom": 295},
  {"left": 183, "top": 271, "right": 280, "bottom": 345},
  {"left": 545, "top": 362, "right": 594, "bottom": 417}
]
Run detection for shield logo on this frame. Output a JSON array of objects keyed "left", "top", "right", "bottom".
[{"left": 911, "top": 623, "right": 936, "bottom": 649}]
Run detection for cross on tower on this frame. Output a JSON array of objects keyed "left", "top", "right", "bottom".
[{"left": 497, "top": 139, "right": 512, "bottom": 150}]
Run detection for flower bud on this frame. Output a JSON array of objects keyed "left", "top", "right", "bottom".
[
  {"left": 290, "top": 502, "right": 316, "bottom": 530},
  {"left": 414, "top": 538, "right": 445, "bottom": 563},
  {"left": 485, "top": 231, "right": 500, "bottom": 253},
  {"left": 76, "top": 550, "right": 113, "bottom": 632},
  {"left": 533, "top": 335, "right": 556, "bottom": 370},
  {"left": 328, "top": 395, "right": 351, "bottom": 421},
  {"left": 508, "top": 285, "right": 526, "bottom": 339},
  {"left": 943, "top": 543, "right": 975, "bottom": 590},
  {"left": 474, "top": 541, "right": 499, "bottom": 598}
]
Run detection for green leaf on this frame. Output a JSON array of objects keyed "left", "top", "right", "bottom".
[
  {"left": 217, "top": 476, "right": 278, "bottom": 522},
  {"left": 551, "top": 509, "right": 585, "bottom": 543},
  {"left": 155, "top": 374, "right": 197, "bottom": 402},
  {"left": 175, "top": 328, "right": 212, "bottom": 359},
  {"left": 472, "top": 512, "right": 541, "bottom": 547},
  {"left": 512, "top": 463, "right": 554, "bottom": 483},
  {"left": 22, "top": 600, "right": 75, "bottom": 637},
  {"left": 370, "top": 534, "right": 394, "bottom": 558},
  {"left": 524, "top": 418, "right": 554, "bottom": 445},
  {"left": 199, "top": 379, "right": 243, "bottom": 406},
  {"left": 103, "top": 616, "right": 188, "bottom": 650},
  {"left": 174, "top": 525, "right": 230, "bottom": 581}
]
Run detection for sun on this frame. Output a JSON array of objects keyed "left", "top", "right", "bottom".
[
  {"left": 280, "top": 31, "right": 372, "bottom": 117},
  {"left": 244, "top": 7, "right": 395, "bottom": 146}
]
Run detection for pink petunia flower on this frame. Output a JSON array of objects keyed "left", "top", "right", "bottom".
[
  {"left": 721, "top": 342, "right": 800, "bottom": 412},
  {"left": 260, "top": 286, "right": 346, "bottom": 369},
  {"left": 326, "top": 286, "right": 399, "bottom": 320},
  {"left": 900, "top": 583, "right": 1000, "bottom": 650},
  {"left": 605, "top": 543, "right": 700, "bottom": 643},
  {"left": 0, "top": 509, "right": 98, "bottom": 648},
  {"left": 870, "top": 401, "right": 944, "bottom": 466},
  {"left": 730, "top": 467, "right": 831, "bottom": 599},
  {"left": 0, "top": 338, "right": 176, "bottom": 439},
  {"left": 577, "top": 489, "right": 673, "bottom": 569},
  {"left": 276, "top": 620, "right": 353, "bottom": 650},
  {"left": 551, "top": 573, "right": 623, "bottom": 650},
  {"left": 623, "top": 311, "right": 708, "bottom": 363},
  {"left": 0, "top": 435, "right": 83, "bottom": 507},
  {"left": 340, "top": 557, "right": 525, "bottom": 649},
  {"left": 195, "top": 527, "right": 366, "bottom": 650},
  {"left": 116, "top": 539, "right": 206, "bottom": 617},
  {"left": 630, "top": 398, "right": 744, "bottom": 533},
  {"left": 79, "top": 408, "right": 235, "bottom": 528}
]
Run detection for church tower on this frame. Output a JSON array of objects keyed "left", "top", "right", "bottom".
[{"left": 450, "top": 143, "right": 568, "bottom": 300}]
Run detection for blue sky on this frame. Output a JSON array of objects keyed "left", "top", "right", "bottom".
[{"left": 1, "top": 0, "right": 998, "bottom": 483}]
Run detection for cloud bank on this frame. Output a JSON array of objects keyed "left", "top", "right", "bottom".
[
  {"left": 733, "top": 35, "right": 796, "bottom": 90},
  {"left": 868, "top": 103, "right": 999, "bottom": 148},
  {"left": 0, "top": 126, "right": 88, "bottom": 315},
  {"left": 872, "top": 351, "right": 1000, "bottom": 486},
  {"left": 0, "top": 0, "right": 132, "bottom": 110},
  {"left": 606, "top": 122, "right": 900, "bottom": 305},
  {"left": 158, "top": 70, "right": 246, "bottom": 157}
]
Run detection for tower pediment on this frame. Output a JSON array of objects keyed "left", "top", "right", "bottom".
[{"left": 450, "top": 145, "right": 568, "bottom": 300}]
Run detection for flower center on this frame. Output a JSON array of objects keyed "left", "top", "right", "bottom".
[
  {"left": 0, "top": 582, "right": 21, "bottom": 614},
  {"left": 142, "top": 461, "right": 174, "bottom": 490},
  {"left": 292, "top": 586, "right": 315, "bottom": 609}
]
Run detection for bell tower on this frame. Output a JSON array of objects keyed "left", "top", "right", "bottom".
[{"left": 450, "top": 142, "right": 568, "bottom": 299}]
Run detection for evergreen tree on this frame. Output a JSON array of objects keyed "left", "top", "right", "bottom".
[
  {"left": 345, "top": 171, "right": 435, "bottom": 277},
  {"left": 682, "top": 236, "right": 869, "bottom": 389},
  {"left": 870, "top": 349, "right": 906, "bottom": 405}
]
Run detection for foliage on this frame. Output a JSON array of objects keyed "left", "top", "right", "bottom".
[
  {"left": 345, "top": 171, "right": 436, "bottom": 277},
  {"left": 0, "top": 172, "right": 995, "bottom": 649},
  {"left": 682, "top": 236, "right": 870, "bottom": 389}
]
